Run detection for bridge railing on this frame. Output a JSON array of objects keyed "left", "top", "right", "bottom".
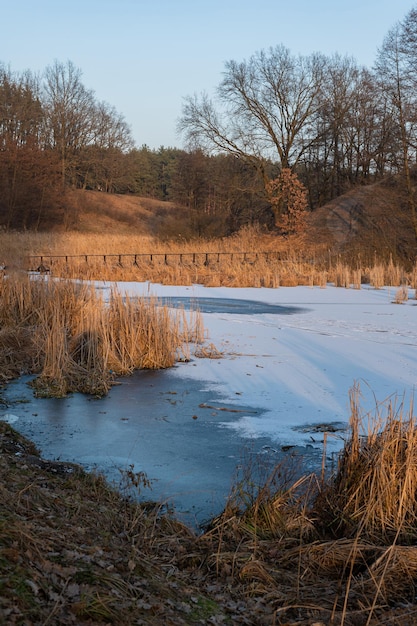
[{"left": 27, "top": 251, "right": 299, "bottom": 272}]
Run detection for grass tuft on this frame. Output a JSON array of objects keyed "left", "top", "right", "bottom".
[{"left": 0, "top": 276, "right": 206, "bottom": 397}]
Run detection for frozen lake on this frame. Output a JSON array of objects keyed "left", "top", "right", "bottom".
[
  {"left": 1, "top": 295, "right": 322, "bottom": 528},
  {"left": 3, "top": 283, "right": 415, "bottom": 528}
]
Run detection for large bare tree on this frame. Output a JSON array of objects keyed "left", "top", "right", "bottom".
[
  {"left": 78, "top": 101, "right": 133, "bottom": 192},
  {"left": 179, "top": 45, "right": 326, "bottom": 181},
  {"left": 43, "top": 60, "right": 134, "bottom": 193},
  {"left": 43, "top": 60, "right": 96, "bottom": 186}
]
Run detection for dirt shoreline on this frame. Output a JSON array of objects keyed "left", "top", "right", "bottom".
[
  {"left": 3, "top": 420, "right": 417, "bottom": 625},
  {"left": 0, "top": 421, "right": 253, "bottom": 624}
]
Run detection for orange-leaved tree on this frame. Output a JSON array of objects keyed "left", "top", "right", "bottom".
[{"left": 266, "top": 168, "right": 308, "bottom": 236}]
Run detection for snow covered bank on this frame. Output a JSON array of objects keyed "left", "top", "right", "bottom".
[{"left": 112, "top": 282, "right": 417, "bottom": 451}]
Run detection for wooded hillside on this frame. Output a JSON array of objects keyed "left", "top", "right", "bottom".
[{"left": 2, "top": 7, "right": 417, "bottom": 260}]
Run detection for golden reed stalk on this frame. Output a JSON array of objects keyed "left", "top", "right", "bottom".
[{"left": 0, "top": 276, "right": 203, "bottom": 397}]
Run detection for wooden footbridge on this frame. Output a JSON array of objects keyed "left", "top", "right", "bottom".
[{"left": 27, "top": 250, "right": 292, "bottom": 273}]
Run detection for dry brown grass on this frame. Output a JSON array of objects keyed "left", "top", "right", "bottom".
[
  {"left": 3, "top": 228, "right": 417, "bottom": 289},
  {"left": 0, "top": 275, "right": 204, "bottom": 397},
  {"left": 4, "top": 399, "right": 417, "bottom": 625},
  {"left": 0, "top": 327, "right": 35, "bottom": 382},
  {"left": 3, "top": 370, "right": 417, "bottom": 622},
  {"left": 0, "top": 421, "right": 213, "bottom": 625},
  {"left": 191, "top": 385, "right": 417, "bottom": 625},
  {"left": 318, "top": 385, "right": 417, "bottom": 544}
]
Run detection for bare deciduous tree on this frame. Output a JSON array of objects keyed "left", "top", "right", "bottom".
[
  {"left": 43, "top": 60, "right": 96, "bottom": 186},
  {"left": 375, "top": 14, "right": 417, "bottom": 239},
  {"left": 179, "top": 45, "right": 325, "bottom": 179},
  {"left": 0, "top": 65, "right": 62, "bottom": 229}
]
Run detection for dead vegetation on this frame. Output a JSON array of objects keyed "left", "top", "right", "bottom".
[
  {"left": 2, "top": 387, "right": 417, "bottom": 624},
  {"left": 2, "top": 187, "right": 417, "bottom": 623},
  {"left": 0, "top": 275, "right": 205, "bottom": 397},
  {"left": 2, "top": 224, "right": 417, "bottom": 290},
  {"left": 190, "top": 387, "right": 417, "bottom": 625}
]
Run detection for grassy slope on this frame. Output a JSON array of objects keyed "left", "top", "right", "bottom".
[
  {"left": 66, "top": 190, "right": 178, "bottom": 235},
  {"left": 2, "top": 421, "right": 417, "bottom": 626},
  {"left": 65, "top": 177, "right": 414, "bottom": 261},
  {"left": 306, "top": 178, "right": 414, "bottom": 260}
]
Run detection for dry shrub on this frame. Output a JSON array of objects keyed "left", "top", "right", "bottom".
[
  {"left": 385, "top": 258, "right": 404, "bottom": 286},
  {"left": 0, "top": 272, "right": 46, "bottom": 326},
  {"left": 394, "top": 284, "right": 409, "bottom": 303},
  {"left": 352, "top": 544, "right": 417, "bottom": 606},
  {"left": 278, "top": 274, "right": 299, "bottom": 287},
  {"left": 206, "top": 452, "right": 319, "bottom": 545},
  {"left": 281, "top": 538, "right": 379, "bottom": 578},
  {"left": 409, "top": 262, "right": 417, "bottom": 289},
  {"left": 368, "top": 264, "right": 385, "bottom": 288},
  {"left": 105, "top": 290, "right": 184, "bottom": 371},
  {"left": 194, "top": 342, "right": 222, "bottom": 359},
  {"left": 331, "top": 262, "right": 354, "bottom": 288},
  {"left": 26, "top": 280, "right": 110, "bottom": 397},
  {"left": 351, "top": 268, "right": 362, "bottom": 289},
  {"left": 195, "top": 388, "right": 417, "bottom": 625}
]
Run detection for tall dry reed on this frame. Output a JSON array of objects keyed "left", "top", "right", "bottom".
[
  {"left": 199, "top": 386, "right": 417, "bottom": 625},
  {"left": 0, "top": 276, "right": 205, "bottom": 397},
  {"left": 4, "top": 228, "right": 415, "bottom": 289},
  {"left": 317, "top": 385, "right": 417, "bottom": 544}
]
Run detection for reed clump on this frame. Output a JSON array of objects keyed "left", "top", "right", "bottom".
[
  {"left": 318, "top": 386, "right": 417, "bottom": 544},
  {"left": 196, "top": 386, "right": 417, "bottom": 624},
  {"left": 0, "top": 326, "right": 36, "bottom": 382},
  {"left": 0, "top": 275, "right": 204, "bottom": 397}
]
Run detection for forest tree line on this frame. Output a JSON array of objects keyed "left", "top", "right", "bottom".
[{"left": 2, "top": 6, "right": 417, "bottom": 235}]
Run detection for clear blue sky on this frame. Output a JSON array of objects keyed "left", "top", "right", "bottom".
[{"left": 3, "top": 0, "right": 416, "bottom": 149}]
